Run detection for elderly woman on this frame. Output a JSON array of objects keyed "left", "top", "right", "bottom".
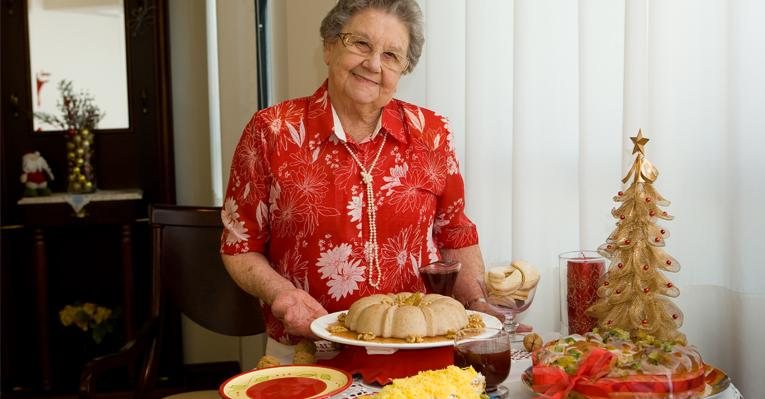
[{"left": 221, "top": 0, "right": 493, "bottom": 360}]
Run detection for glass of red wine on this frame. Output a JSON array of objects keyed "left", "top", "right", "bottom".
[
  {"left": 453, "top": 327, "right": 511, "bottom": 398},
  {"left": 419, "top": 260, "right": 461, "bottom": 297}
]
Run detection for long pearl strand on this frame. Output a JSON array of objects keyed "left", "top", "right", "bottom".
[{"left": 341, "top": 133, "right": 387, "bottom": 289}]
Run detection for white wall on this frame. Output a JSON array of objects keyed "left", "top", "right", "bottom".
[
  {"left": 169, "top": 0, "right": 213, "bottom": 206},
  {"left": 168, "top": 0, "right": 264, "bottom": 371},
  {"left": 270, "top": 0, "right": 335, "bottom": 103}
]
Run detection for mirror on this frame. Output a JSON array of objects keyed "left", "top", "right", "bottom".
[{"left": 28, "top": 0, "right": 129, "bottom": 132}]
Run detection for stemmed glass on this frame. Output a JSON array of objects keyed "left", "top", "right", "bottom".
[
  {"left": 477, "top": 276, "right": 538, "bottom": 339},
  {"left": 454, "top": 327, "right": 511, "bottom": 399},
  {"left": 419, "top": 260, "right": 461, "bottom": 297}
]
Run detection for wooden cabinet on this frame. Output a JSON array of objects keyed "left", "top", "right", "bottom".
[
  {"left": 1, "top": 0, "right": 176, "bottom": 395},
  {"left": 17, "top": 191, "right": 144, "bottom": 391}
]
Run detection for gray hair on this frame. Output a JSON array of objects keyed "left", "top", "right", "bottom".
[{"left": 320, "top": 0, "right": 424, "bottom": 74}]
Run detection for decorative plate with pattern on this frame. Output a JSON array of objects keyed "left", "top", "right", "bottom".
[{"left": 219, "top": 365, "right": 352, "bottom": 399}]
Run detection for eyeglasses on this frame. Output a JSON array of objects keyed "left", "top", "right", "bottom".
[{"left": 336, "top": 32, "right": 409, "bottom": 73}]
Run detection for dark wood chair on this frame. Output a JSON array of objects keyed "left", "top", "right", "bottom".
[{"left": 79, "top": 205, "right": 265, "bottom": 398}]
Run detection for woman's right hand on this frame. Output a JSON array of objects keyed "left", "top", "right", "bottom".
[{"left": 270, "top": 288, "right": 328, "bottom": 338}]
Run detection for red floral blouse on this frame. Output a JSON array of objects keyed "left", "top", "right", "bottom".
[{"left": 221, "top": 81, "right": 478, "bottom": 343}]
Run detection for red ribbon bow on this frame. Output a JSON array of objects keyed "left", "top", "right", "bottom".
[{"left": 532, "top": 348, "right": 614, "bottom": 399}]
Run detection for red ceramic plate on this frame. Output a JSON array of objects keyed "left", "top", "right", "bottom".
[{"left": 219, "top": 365, "right": 352, "bottom": 399}]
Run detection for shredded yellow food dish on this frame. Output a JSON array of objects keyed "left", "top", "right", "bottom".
[{"left": 367, "top": 365, "right": 486, "bottom": 399}]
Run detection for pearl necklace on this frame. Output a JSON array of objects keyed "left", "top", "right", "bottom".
[{"left": 341, "top": 133, "right": 387, "bottom": 289}]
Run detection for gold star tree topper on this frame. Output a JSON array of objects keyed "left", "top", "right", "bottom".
[
  {"left": 630, "top": 128, "right": 650, "bottom": 155},
  {"left": 622, "top": 129, "right": 658, "bottom": 184}
]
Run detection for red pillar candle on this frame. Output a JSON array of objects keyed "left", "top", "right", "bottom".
[{"left": 559, "top": 251, "right": 605, "bottom": 335}]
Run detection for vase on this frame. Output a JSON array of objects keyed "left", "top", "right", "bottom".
[
  {"left": 66, "top": 128, "right": 96, "bottom": 193},
  {"left": 559, "top": 250, "right": 606, "bottom": 335}
]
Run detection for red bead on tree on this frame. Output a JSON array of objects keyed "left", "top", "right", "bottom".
[
  {"left": 643, "top": 264, "right": 649, "bottom": 271},
  {"left": 618, "top": 191, "right": 623, "bottom": 196},
  {"left": 643, "top": 288, "right": 650, "bottom": 293},
  {"left": 617, "top": 263, "right": 624, "bottom": 269},
  {"left": 642, "top": 319, "right": 648, "bottom": 325}
]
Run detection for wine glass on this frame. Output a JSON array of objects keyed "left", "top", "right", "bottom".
[
  {"left": 419, "top": 260, "right": 461, "bottom": 297},
  {"left": 477, "top": 276, "right": 538, "bottom": 340},
  {"left": 454, "top": 327, "right": 511, "bottom": 398}
]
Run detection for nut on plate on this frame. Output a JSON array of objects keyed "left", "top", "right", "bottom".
[{"left": 523, "top": 332, "right": 543, "bottom": 352}]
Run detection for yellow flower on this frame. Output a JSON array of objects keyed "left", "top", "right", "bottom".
[
  {"left": 59, "top": 302, "right": 115, "bottom": 341},
  {"left": 59, "top": 305, "right": 77, "bottom": 326},
  {"left": 82, "top": 302, "right": 97, "bottom": 317},
  {"left": 93, "top": 306, "right": 112, "bottom": 324}
]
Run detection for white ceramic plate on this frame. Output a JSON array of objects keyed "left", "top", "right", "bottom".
[
  {"left": 310, "top": 310, "right": 502, "bottom": 349},
  {"left": 219, "top": 364, "right": 352, "bottom": 399}
]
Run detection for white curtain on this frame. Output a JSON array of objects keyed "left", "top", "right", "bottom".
[{"left": 397, "top": 0, "right": 765, "bottom": 396}]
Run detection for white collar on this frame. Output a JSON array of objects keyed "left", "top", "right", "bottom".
[{"left": 331, "top": 105, "right": 383, "bottom": 144}]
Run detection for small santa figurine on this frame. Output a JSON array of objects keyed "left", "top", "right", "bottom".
[{"left": 20, "top": 151, "right": 54, "bottom": 196}]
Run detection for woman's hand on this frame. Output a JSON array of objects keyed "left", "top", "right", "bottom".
[{"left": 271, "top": 288, "right": 328, "bottom": 338}]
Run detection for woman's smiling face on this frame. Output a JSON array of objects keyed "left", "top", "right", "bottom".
[{"left": 324, "top": 8, "right": 409, "bottom": 111}]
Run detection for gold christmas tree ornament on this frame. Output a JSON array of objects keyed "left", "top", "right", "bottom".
[{"left": 586, "top": 129, "right": 686, "bottom": 343}]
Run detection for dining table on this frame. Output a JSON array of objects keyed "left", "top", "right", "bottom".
[
  {"left": 324, "top": 335, "right": 744, "bottom": 399},
  {"left": 220, "top": 327, "right": 743, "bottom": 399}
]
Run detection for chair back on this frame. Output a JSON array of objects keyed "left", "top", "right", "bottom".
[
  {"left": 151, "top": 204, "right": 264, "bottom": 336},
  {"left": 80, "top": 205, "right": 264, "bottom": 398}
]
